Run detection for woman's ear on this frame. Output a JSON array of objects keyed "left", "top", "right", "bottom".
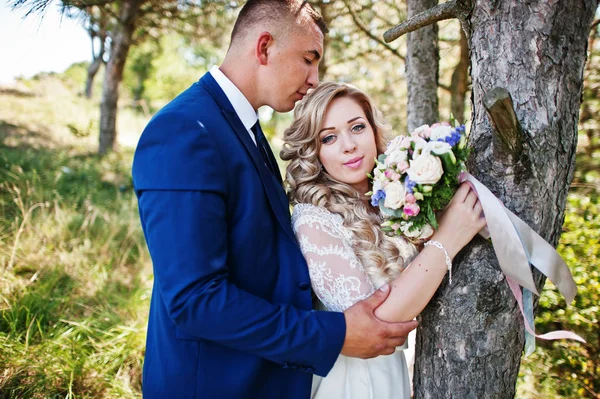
[{"left": 256, "top": 32, "right": 273, "bottom": 66}]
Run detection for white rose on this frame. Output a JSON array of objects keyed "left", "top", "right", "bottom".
[
  {"left": 406, "top": 153, "right": 444, "bottom": 185},
  {"left": 385, "top": 148, "right": 408, "bottom": 166},
  {"left": 426, "top": 140, "right": 453, "bottom": 155},
  {"left": 385, "top": 136, "right": 405, "bottom": 155},
  {"left": 383, "top": 181, "right": 406, "bottom": 210},
  {"left": 430, "top": 125, "right": 454, "bottom": 141}
]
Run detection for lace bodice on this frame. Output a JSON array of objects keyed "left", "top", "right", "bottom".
[{"left": 292, "top": 203, "right": 417, "bottom": 313}]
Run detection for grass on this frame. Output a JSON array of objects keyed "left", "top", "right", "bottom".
[{"left": 0, "top": 76, "right": 151, "bottom": 398}]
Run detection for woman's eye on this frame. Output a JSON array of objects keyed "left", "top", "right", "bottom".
[
  {"left": 321, "top": 135, "right": 336, "bottom": 144},
  {"left": 304, "top": 58, "right": 313, "bottom": 65},
  {"left": 351, "top": 123, "right": 366, "bottom": 133}
]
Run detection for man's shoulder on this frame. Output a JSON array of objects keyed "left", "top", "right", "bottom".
[{"left": 156, "top": 80, "right": 220, "bottom": 120}]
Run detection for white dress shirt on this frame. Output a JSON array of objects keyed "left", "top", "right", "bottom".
[{"left": 209, "top": 65, "right": 258, "bottom": 145}]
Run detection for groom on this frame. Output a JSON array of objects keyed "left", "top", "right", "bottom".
[{"left": 132, "top": 0, "right": 417, "bottom": 397}]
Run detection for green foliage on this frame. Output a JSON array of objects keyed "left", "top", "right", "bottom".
[
  {"left": 121, "top": 34, "right": 221, "bottom": 111},
  {"left": 0, "top": 78, "right": 149, "bottom": 398},
  {"left": 518, "top": 194, "right": 600, "bottom": 398}
]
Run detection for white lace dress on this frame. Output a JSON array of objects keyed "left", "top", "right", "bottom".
[{"left": 292, "top": 203, "right": 418, "bottom": 399}]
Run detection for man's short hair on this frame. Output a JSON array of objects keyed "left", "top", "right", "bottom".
[{"left": 231, "top": 0, "right": 328, "bottom": 43}]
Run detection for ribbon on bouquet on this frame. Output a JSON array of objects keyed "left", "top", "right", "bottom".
[{"left": 459, "top": 172, "right": 586, "bottom": 353}]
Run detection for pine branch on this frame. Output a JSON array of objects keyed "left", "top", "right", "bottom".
[
  {"left": 344, "top": 0, "right": 405, "bottom": 61},
  {"left": 383, "top": 0, "right": 472, "bottom": 43}
]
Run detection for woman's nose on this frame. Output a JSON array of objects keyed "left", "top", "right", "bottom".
[{"left": 342, "top": 134, "right": 357, "bottom": 153}]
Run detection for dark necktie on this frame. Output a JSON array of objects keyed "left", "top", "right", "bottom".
[{"left": 252, "top": 122, "right": 283, "bottom": 185}]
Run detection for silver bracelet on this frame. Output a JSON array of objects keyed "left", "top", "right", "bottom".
[{"left": 424, "top": 240, "right": 453, "bottom": 284}]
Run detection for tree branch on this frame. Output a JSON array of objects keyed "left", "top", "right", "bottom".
[
  {"left": 383, "top": 0, "right": 471, "bottom": 43},
  {"left": 344, "top": 0, "right": 405, "bottom": 61}
]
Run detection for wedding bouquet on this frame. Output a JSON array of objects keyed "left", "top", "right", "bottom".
[
  {"left": 368, "top": 122, "right": 585, "bottom": 349},
  {"left": 368, "top": 122, "right": 468, "bottom": 241}
]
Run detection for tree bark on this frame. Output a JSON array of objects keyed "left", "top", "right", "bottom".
[
  {"left": 84, "top": 13, "right": 108, "bottom": 99},
  {"left": 450, "top": 27, "right": 468, "bottom": 124},
  {"left": 98, "top": 0, "right": 141, "bottom": 155},
  {"left": 413, "top": 1, "right": 598, "bottom": 398},
  {"left": 406, "top": 0, "right": 439, "bottom": 132},
  {"left": 85, "top": 56, "right": 103, "bottom": 99}
]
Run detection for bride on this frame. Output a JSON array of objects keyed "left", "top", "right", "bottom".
[{"left": 280, "top": 82, "right": 486, "bottom": 398}]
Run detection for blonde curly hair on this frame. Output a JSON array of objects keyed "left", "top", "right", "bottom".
[{"left": 280, "top": 82, "right": 416, "bottom": 285}]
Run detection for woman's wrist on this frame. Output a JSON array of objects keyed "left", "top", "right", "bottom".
[
  {"left": 429, "top": 232, "right": 460, "bottom": 259},
  {"left": 424, "top": 239, "right": 453, "bottom": 284}
]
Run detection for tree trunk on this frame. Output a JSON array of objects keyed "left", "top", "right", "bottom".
[
  {"left": 85, "top": 33, "right": 106, "bottom": 99},
  {"left": 450, "top": 27, "right": 468, "bottom": 124},
  {"left": 98, "top": 0, "right": 141, "bottom": 155},
  {"left": 406, "top": 0, "right": 439, "bottom": 132},
  {"left": 316, "top": 0, "right": 332, "bottom": 79},
  {"left": 413, "top": 1, "right": 598, "bottom": 398},
  {"left": 85, "top": 56, "right": 104, "bottom": 99}
]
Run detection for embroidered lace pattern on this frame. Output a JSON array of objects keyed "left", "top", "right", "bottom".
[{"left": 292, "top": 204, "right": 377, "bottom": 312}]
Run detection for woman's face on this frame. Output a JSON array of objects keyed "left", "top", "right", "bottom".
[{"left": 317, "top": 96, "right": 378, "bottom": 194}]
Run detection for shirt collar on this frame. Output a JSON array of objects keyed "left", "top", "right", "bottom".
[{"left": 209, "top": 65, "right": 258, "bottom": 131}]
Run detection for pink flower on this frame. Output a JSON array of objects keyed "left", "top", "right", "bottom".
[
  {"left": 398, "top": 161, "right": 410, "bottom": 173},
  {"left": 385, "top": 170, "right": 393, "bottom": 179},
  {"left": 391, "top": 172, "right": 401, "bottom": 181},
  {"left": 411, "top": 124, "right": 432, "bottom": 139},
  {"left": 400, "top": 137, "right": 412, "bottom": 149},
  {"left": 404, "top": 203, "right": 420, "bottom": 217},
  {"left": 405, "top": 193, "right": 416, "bottom": 204}
]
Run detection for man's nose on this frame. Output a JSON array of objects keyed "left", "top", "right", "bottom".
[{"left": 307, "top": 65, "right": 319, "bottom": 88}]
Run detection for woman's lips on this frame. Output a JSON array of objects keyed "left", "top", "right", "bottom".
[{"left": 344, "top": 157, "right": 363, "bottom": 169}]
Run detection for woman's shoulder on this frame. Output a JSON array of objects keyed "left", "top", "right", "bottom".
[
  {"left": 292, "top": 203, "right": 339, "bottom": 222},
  {"left": 291, "top": 203, "right": 346, "bottom": 233}
]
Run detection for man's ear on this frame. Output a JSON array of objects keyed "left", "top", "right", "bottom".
[{"left": 256, "top": 32, "right": 273, "bottom": 66}]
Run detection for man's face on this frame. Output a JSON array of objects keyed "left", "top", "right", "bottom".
[{"left": 261, "top": 21, "right": 324, "bottom": 112}]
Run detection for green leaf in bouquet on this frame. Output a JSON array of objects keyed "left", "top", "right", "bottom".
[
  {"left": 429, "top": 184, "right": 455, "bottom": 211},
  {"left": 438, "top": 152, "right": 457, "bottom": 172},
  {"left": 450, "top": 113, "right": 457, "bottom": 127},
  {"left": 377, "top": 154, "right": 387, "bottom": 164},
  {"left": 426, "top": 204, "right": 438, "bottom": 229},
  {"left": 378, "top": 200, "right": 405, "bottom": 218},
  {"left": 458, "top": 133, "right": 467, "bottom": 150}
]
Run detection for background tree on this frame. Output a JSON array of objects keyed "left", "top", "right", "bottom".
[
  {"left": 385, "top": 0, "right": 598, "bottom": 397},
  {"left": 10, "top": 0, "right": 237, "bottom": 155},
  {"left": 405, "top": 0, "right": 438, "bottom": 131},
  {"left": 83, "top": 5, "right": 110, "bottom": 99}
]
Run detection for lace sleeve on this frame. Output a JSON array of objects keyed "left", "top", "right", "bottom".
[{"left": 293, "top": 205, "right": 376, "bottom": 312}]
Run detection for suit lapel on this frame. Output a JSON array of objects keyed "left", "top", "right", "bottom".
[{"left": 200, "top": 73, "right": 295, "bottom": 242}]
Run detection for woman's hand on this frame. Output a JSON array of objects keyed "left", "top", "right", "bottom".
[{"left": 433, "top": 182, "right": 487, "bottom": 259}]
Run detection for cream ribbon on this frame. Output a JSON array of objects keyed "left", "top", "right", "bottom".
[{"left": 460, "top": 173, "right": 585, "bottom": 344}]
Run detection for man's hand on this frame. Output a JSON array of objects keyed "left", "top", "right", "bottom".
[{"left": 341, "top": 284, "right": 418, "bottom": 358}]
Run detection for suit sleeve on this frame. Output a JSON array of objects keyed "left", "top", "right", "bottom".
[{"left": 133, "top": 111, "right": 346, "bottom": 376}]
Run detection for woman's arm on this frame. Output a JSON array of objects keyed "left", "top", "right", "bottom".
[{"left": 374, "top": 182, "right": 486, "bottom": 322}]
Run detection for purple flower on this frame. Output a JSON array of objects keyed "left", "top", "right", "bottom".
[
  {"left": 405, "top": 179, "right": 417, "bottom": 194},
  {"left": 371, "top": 189, "right": 386, "bottom": 206}
]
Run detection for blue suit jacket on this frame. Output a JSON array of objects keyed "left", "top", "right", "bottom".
[{"left": 132, "top": 72, "right": 346, "bottom": 398}]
